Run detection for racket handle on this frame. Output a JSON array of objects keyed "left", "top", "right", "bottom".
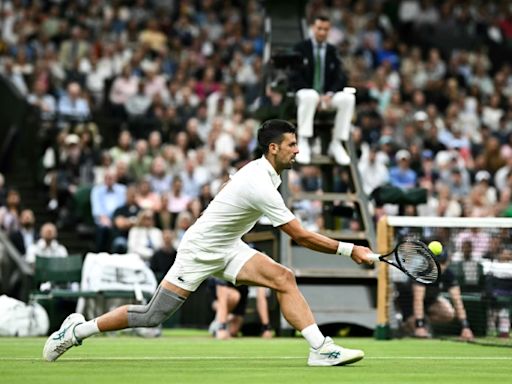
[{"left": 367, "top": 253, "right": 381, "bottom": 262}]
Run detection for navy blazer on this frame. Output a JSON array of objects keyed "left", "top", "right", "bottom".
[{"left": 290, "top": 39, "right": 346, "bottom": 93}]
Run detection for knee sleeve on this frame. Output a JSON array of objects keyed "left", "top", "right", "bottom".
[{"left": 127, "top": 286, "right": 185, "bottom": 328}]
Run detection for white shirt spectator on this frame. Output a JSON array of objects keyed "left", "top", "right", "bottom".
[{"left": 26, "top": 239, "right": 68, "bottom": 264}]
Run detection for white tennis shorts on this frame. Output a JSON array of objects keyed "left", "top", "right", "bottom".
[{"left": 164, "top": 240, "right": 258, "bottom": 291}]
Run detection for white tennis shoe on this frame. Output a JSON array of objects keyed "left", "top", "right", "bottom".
[
  {"left": 43, "top": 313, "right": 85, "bottom": 362},
  {"left": 307, "top": 337, "right": 364, "bottom": 367}
]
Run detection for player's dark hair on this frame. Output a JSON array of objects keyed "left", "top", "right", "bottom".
[{"left": 256, "top": 119, "right": 296, "bottom": 155}]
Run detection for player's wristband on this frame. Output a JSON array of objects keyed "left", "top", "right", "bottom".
[
  {"left": 460, "top": 319, "right": 470, "bottom": 329},
  {"left": 415, "top": 318, "right": 426, "bottom": 328},
  {"left": 336, "top": 242, "right": 354, "bottom": 257},
  {"left": 261, "top": 323, "right": 271, "bottom": 332}
]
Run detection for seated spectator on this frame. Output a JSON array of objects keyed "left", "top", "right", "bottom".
[
  {"left": 110, "top": 130, "right": 134, "bottom": 165},
  {"left": 9, "top": 209, "right": 37, "bottom": 257},
  {"left": 358, "top": 144, "right": 389, "bottom": 195},
  {"left": 389, "top": 149, "right": 417, "bottom": 189},
  {"left": 111, "top": 186, "right": 141, "bottom": 254},
  {"left": 148, "top": 156, "right": 172, "bottom": 195},
  {"left": 27, "top": 79, "right": 56, "bottom": 126},
  {"left": 26, "top": 223, "right": 68, "bottom": 266},
  {"left": 291, "top": 15, "right": 352, "bottom": 165},
  {"left": 129, "top": 139, "right": 152, "bottom": 182},
  {"left": 109, "top": 65, "right": 139, "bottom": 118},
  {"left": 127, "top": 210, "right": 163, "bottom": 263},
  {"left": 167, "top": 176, "right": 192, "bottom": 225},
  {"left": 57, "top": 82, "right": 91, "bottom": 125},
  {"left": 0, "top": 189, "right": 21, "bottom": 233},
  {"left": 91, "top": 170, "right": 127, "bottom": 252},
  {"left": 149, "top": 229, "right": 177, "bottom": 282},
  {"left": 135, "top": 178, "right": 162, "bottom": 212}
]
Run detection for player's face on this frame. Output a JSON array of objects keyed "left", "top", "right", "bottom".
[
  {"left": 275, "top": 133, "right": 299, "bottom": 170},
  {"left": 312, "top": 19, "right": 330, "bottom": 43}
]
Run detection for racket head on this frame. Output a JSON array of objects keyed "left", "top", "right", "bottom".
[{"left": 393, "top": 240, "right": 441, "bottom": 285}]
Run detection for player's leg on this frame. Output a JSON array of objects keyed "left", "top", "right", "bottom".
[
  {"left": 44, "top": 250, "right": 213, "bottom": 362},
  {"left": 43, "top": 280, "right": 190, "bottom": 361},
  {"left": 233, "top": 251, "right": 364, "bottom": 366}
]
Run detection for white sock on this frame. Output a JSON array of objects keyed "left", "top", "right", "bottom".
[
  {"left": 301, "top": 324, "right": 325, "bottom": 349},
  {"left": 74, "top": 319, "right": 100, "bottom": 340}
]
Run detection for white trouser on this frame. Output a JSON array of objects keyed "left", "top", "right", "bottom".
[{"left": 296, "top": 89, "right": 355, "bottom": 141}]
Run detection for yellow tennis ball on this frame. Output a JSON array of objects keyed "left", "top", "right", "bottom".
[{"left": 428, "top": 241, "right": 443, "bottom": 256}]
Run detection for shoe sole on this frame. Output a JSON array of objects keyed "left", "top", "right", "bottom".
[{"left": 308, "top": 354, "right": 364, "bottom": 367}]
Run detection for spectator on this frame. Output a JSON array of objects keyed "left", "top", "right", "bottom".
[
  {"left": 109, "top": 65, "right": 139, "bottom": 118},
  {"left": 90, "top": 169, "right": 127, "bottom": 252},
  {"left": 135, "top": 178, "right": 162, "bottom": 212},
  {"left": 57, "top": 82, "right": 91, "bottom": 124},
  {"left": 26, "top": 223, "right": 68, "bottom": 266},
  {"left": 9, "top": 209, "right": 37, "bottom": 257},
  {"left": 111, "top": 185, "right": 141, "bottom": 254},
  {"left": 58, "top": 26, "right": 89, "bottom": 71},
  {"left": 27, "top": 79, "right": 57, "bottom": 125},
  {"left": 291, "top": 14, "right": 352, "bottom": 165},
  {"left": 150, "top": 229, "right": 177, "bottom": 282},
  {"left": 110, "top": 130, "right": 133, "bottom": 165},
  {"left": 0, "top": 189, "right": 21, "bottom": 233},
  {"left": 148, "top": 156, "right": 172, "bottom": 195},
  {"left": 166, "top": 176, "right": 192, "bottom": 226},
  {"left": 127, "top": 209, "right": 163, "bottom": 263},
  {"left": 358, "top": 144, "right": 389, "bottom": 195},
  {"left": 389, "top": 149, "right": 417, "bottom": 189},
  {"left": 129, "top": 139, "right": 152, "bottom": 182}
]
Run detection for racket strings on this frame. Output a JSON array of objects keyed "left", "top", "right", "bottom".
[{"left": 396, "top": 242, "right": 439, "bottom": 284}]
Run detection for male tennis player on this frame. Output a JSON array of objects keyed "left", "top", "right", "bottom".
[{"left": 43, "top": 119, "right": 375, "bottom": 366}]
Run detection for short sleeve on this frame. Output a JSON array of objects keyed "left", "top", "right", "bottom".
[{"left": 250, "top": 182, "right": 295, "bottom": 227}]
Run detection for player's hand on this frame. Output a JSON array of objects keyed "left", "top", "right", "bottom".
[
  {"left": 414, "top": 327, "right": 430, "bottom": 338},
  {"left": 350, "top": 245, "right": 374, "bottom": 265},
  {"left": 460, "top": 327, "right": 474, "bottom": 341}
]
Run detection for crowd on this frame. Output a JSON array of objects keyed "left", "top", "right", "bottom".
[{"left": 1, "top": 0, "right": 512, "bottom": 335}]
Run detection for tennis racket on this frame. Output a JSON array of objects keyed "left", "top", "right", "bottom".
[{"left": 368, "top": 240, "right": 440, "bottom": 285}]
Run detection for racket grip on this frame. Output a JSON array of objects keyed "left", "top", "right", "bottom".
[{"left": 367, "top": 253, "right": 381, "bottom": 262}]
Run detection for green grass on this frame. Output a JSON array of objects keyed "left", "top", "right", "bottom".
[{"left": 1, "top": 329, "right": 511, "bottom": 384}]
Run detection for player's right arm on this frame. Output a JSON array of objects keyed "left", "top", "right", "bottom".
[{"left": 279, "top": 218, "right": 374, "bottom": 265}]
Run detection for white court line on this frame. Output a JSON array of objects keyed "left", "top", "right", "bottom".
[{"left": 2, "top": 356, "right": 512, "bottom": 362}]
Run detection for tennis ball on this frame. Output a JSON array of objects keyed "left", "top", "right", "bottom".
[{"left": 428, "top": 241, "right": 443, "bottom": 256}]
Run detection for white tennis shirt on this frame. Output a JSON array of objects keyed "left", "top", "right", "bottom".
[{"left": 178, "top": 156, "right": 296, "bottom": 253}]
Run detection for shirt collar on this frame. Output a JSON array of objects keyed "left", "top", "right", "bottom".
[
  {"left": 312, "top": 38, "right": 325, "bottom": 50},
  {"left": 259, "top": 156, "right": 282, "bottom": 188}
]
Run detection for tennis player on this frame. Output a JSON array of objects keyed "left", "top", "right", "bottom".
[{"left": 43, "top": 119, "right": 375, "bottom": 366}]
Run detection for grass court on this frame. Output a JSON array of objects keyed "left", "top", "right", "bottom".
[{"left": 1, "top": 329, "right": 511, "bottom": 384}]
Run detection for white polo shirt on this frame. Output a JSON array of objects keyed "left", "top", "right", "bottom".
[{"left": 179, "top": 156, "right": 295, "bottom": 253}]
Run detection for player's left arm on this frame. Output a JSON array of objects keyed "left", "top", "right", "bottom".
[
  {"left": 279, "top": 219, "right": 374, "bottom": 265},
  {"left": 448, "top": 285, "right": 474, "bottom": 340}
]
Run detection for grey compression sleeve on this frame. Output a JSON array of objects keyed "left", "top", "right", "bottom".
[{"left": 127, "top": 285, "right": 186, "bottom": 328}]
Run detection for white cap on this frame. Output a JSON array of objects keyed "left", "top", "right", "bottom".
[
  {"left": 65, "top": 134, "right": 80, "bottom": 145},
  {"left": 475, "top": 170, "right": 491, "bottom": 182},
  {"left": 395, "top": 149, "right": 411, "bottom": 161},
  {"left": 414, "top": 111, "right": 428, "bottom": 122}
]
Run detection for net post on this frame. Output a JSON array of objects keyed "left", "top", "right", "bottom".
[{"left": 375, "top": 215, "right": 393, "bottom": 340}]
